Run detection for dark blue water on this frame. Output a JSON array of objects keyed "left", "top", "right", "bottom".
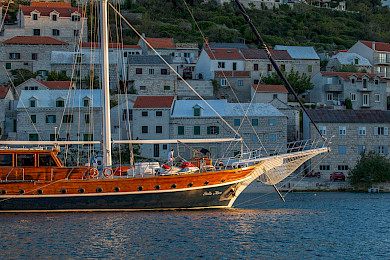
[{"left": 1, "top": 192, "right": 389, "bottom": 259}]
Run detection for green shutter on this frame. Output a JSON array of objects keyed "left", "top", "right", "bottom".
[
  {"left": 194, "top": 126, "right": 200, "bottom": 135},
  {"left": 207, "top": 127, "right": 210, "bottom": 135},
  {"left": 178, "top": 126, "right": 184, "bottom": 135},
  {"left": 216, "top": 126, "right": 219, "bottom": 135}
]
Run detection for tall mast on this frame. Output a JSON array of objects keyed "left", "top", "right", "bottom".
[{"left": 100, "top": 0, "right": 112, "bottom": 167}]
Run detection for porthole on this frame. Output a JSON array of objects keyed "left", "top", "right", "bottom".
[
  {"left": 96, "top": 187, "right": 103, "bottom": 193},
  {"left": 60, "top": 188, "right": 67, "bottom": 194},
  {"left": 37, "top": 189, "right": 43, "bottom": 195},
  {"left": 221, "top": 179, "right": 226, "bottom": 183},
  {"left": 137, "top": 186, "right": 143, "bottom": 191},
  {"left": 114, "top": 187, "right": 120, "bottom": 192},
  {"left": 171, "top": 184, "right": 177, "bottom": 189},
  {"left": 204, "top": 181, "right": 209, "bottom": 185},
  {"left": 188, "top": 183, "right": 193, "bottom": 187},
  {"left": 78, "top": 188, "right": 85, "bottom": 194},
  {"left": 155, "top": 185, "right": 160, "bottom": 190},
  {"left": 1, "top": 189, "right": 6, "bottom": 195},
  {"left": 19, "top": 189, "right": 25, "bottom": 195}
]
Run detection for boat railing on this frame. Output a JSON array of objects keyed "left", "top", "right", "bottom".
[{"left": 5, "top": 167, "right": 25, "bottom": 181}]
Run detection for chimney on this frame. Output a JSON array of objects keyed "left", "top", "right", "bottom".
[{"left": 372, "top": 41, "right": 375, "bottom": 50}]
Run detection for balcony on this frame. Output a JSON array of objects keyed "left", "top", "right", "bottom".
[
  {"left": 374, "top": 57, "right": 390, "bottom": 65},
  {"left": 324, "top": 84, "right": 342, "bottom": 92}
]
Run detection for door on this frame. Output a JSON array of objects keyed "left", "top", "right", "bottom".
[{"left": 154, "top": 144, "right": 159, "bottom": 158}]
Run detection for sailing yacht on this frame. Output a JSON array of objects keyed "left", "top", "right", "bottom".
[{"left": 0, "top": 0, "right": 329, "bottom": 212}]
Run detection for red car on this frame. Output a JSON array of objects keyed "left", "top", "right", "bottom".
[{"left": 330, "top": 172, "right": 345, "bottom": 181}]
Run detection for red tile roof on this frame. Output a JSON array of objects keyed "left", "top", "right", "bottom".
[
  {"left": 214, "top": 71, "right": 250, "bottom": 77},
  {"left": 143, "top": 37, "right": 175, "bottom": 49},
  {"left": 204, "top": 48, "right": 244, "bottom": 60},
  {"left": 37, "top": 80, "right": 72, "bottom": 89},
  {"left": 333, "top": 49, "right": 348, "bottom": 55},
  {"left": 2, "top": 36, "right": 69, "bottom": 45},
  {"left": 31, "top": 2, "right": 72, "bottom": 8},
  {"left": 240, "top": 49, "right": 292, "bottom": 60},
  {"left": 308, "top": 109, "right": 390, "bottom": 123},
  {"left": 79, "top": 42, "right": 142, "bottom": 49},
  {"left": 360, "top": 41, "right": 390, "bottom": 52},
  {"left": 320, "top": 71, "right": 385, "bottom": 82},
  {"left": 252, "top": 84, "right": 288, "bottom": 93},
  {"left": 133, "top": 96, "right": 175, "bottom": 108},
  {"left": 0, "top": 86, "right": 10, "bottom": 99},
  {"left": 20, "top": 5, "right": 85, "bottom": 17}
]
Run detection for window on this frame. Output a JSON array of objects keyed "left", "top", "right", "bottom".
[
  {"left": 142, "top": 126, "right": 148, "bottom": 133},
  {"left": 319, "top": 126, "right": 326, "bottom": 136},
  {"left": 163, "top": 144, "right": 167, "bottom": 150},
  {"left": 142, "top": 111, "right": 148, "bottom": 117},
  {"left": 32, "top": 53, "right": 38, "bottom": 60},
  {"left": 363, "top": 94, "right": 369, "bottom": 106},
  {"left": 221, "top": 79, "right": 227, "bottom": 86},
  {"left": 74, "top": 30, "right": 79, "bottom": 37},
  {"left": 156, "top": 111, "right": 162, "bottom": 117},
  {"left": 252, "top": 119, "right": 258, "bottom": 126},
  {"left": 358, "top": 126, "right": 366, "bottom": 136},
  {"left": 149, "top": 69, "right": 155, "bottom": 75},
  {"left": 0, "top": 154, "right": 12, "bottom": 166},
  {"left": 83, "top": 99, "right": 89, "bottom": 107},
  {"left": 358, "top": 145, "right": 366, "bottom": 154},
  {"left": 52, "top": 14, "right": 57, "bottom": 21},
  {"left": 136, "top": 68, "right": 142, "bottom": 74},
  {"left": 253, "top": 79, "right": 259, "bottom": 84},
  {"left": 33, "top": 13, "right": 38, "bottom": 20},
  {"left": 178, "top": 126, "right": 184, "bottom": 135},
  {"left": 52, "top": 29, "right": 60, "bottom": 36},
  {"left": 254, "top": 64, "right": 259, "bottom": 71},
  {"left": 350, "top": 93, "right": 356, "bottom": 101},
  {"left": 319, "top": 165, "right": 330, "bottom": 171},
  {"left": 234, "top": 119, "right": 240, "bottom": 126},
  {"left": 154, "top": 144, "right": 159, "bottom": 158},
  {"left": 269, "top": 134, "right": 277, "bottom": 142},
  {"left": 17, "top": 154, "right": 35, "bottom": 166},
  {"left": 207, "top": 126, "right": 219, "bottom": 135},
  {"left": 327, "top": 93, "right": 333, "bottom": 101},
  {"left": 85, "top": 114, "right": 90, "bottom": 124},
  {"left": 83, "top": 134, "right": 93, "bottom": 141},
  {"left": 56, "top": 99, "right": 64, "bottom": 107},
  {"left": 351, "top": 78, "right": 355, "bottom": 84},
  {"left": 46, "top": 115, "right": 56, "bottom": 124},
  {"left": 281, "top": 64, "right": 286, "bottom": 71},
  {"left": 339, "top": 126, "right": 346, "bottom": 135},
  {"left": 218, "top": 62, "right": 225, "bottom": 68},
  {"left": 308, "top": 65, "right": 312, "bottom": 72},
  {"left": 50, "top": 134, "right": 59, "bottom": 141},
  {"left": 267, "top": 64, "right": 272, "bottom": 71},
  {"left": 33, "top": 29, "right": 40, "bottom": 36},
  {"left": 72, "top": 15, "right": 80, "bottom": 21},
  {"left": 193, "top": 108, "right": 200, "bottom": 116},
  {"left": 194, "top": 126, "right": 200, "bottom": 135},
  {"left": 338, "top": 165, "right": 349, "bottom": 171},
  {"left": 62, "top": 115, "right": 73, "bottom": 123},
  {"left": 28, "top": 134, "right": 38, "bottom": 141},
  {"left": 363, "top": 78, "right": 367, "bottom": 88},
  {"left": 252, "top": 134, "right": 258, "bottom": 142},
  {"left": 140, "top": 86, "right": 146, "bottom": 91},
  {"left": 156, "top": 126, "right": 162, "bottom": 134},
  {"left": 273, "top": 94, "right": 278, "bottom": 99},
  {"left": 9, "top": 53, "right": 20, "bottom": 60},
  {"left": 161, "top": 69, "right": 168, "bottom": 75},
  {"left": 375, "top": 94, "right": 380, "bottom": 102},
  {"left": 5, "top": 63, "right": 11, "bottom": 69},
  {"left": 30, "top": 99, "right": 36, "bottom": 107},
  {"left": 39, "top": 154, "right": 56, "bottom": 167},
  {"left": 122, "top": 109, "right": 132, "bottom": 121},
  {"left": 374, "top": 127, "right": 388, "bottom": 136},
  {"left": 375, "top": 79, "right": 379, "bottom": 85},
  {"left": 269, "top": 118, "right": 276, "bottom": 126},
  {"left": 238, "top": 80, "right": 243, "bottom": 87},
  {"left": 338, "top": 145, "right": 346, "bottom": 154},
  {"left": 375, "top": 146, "right": 388, "bottom": 155},
  {"left": 233, "top": 62, "right": 237, "bottom": 71},
  {"left": 164, "top": 86, "right": 170, "bottom": 91}
]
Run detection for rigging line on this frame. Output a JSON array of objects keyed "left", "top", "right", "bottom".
[
  {"left": 3, "top": 65, "right": 42, "bottom": 140},
  {"left": 234, "top": 0, "right": 327, "bottom": 143},
  {"left": 108, "top": 2, "right": 242, "bottom": 139}
]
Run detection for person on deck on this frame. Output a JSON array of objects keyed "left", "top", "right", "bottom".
[
  {"left": 200, "top": 148, "right": 211, "bottom": 158},
  {"left": 168, "top": 149, "right": 175, "bottom": 167}
]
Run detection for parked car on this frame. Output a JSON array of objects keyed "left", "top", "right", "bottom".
[
  {"left": 307, "top": 170, "right": 321, "bottom": 178},
  {"left": 330, "top": 172, "right": 345, "bottom": 181}
]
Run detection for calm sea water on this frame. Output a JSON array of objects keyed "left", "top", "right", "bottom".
[{"left": 1, "top": 192, "right": 389, "bottom": 259}]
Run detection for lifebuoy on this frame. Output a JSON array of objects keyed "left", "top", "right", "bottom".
[
  {"left": 89, "top": 167, "right": 99, "bottom": 178},
  {"left": 103, "top": 168, "right": 113, "bottom": 178}
]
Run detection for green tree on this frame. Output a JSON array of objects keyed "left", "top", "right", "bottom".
[
  {"left": 349, "top": 151, "right": 390, "bottom": 185},
  {"left": 345, "top": 98, "right": 353, "bottom": 109},
  {"left": 261, "top": 68, "right": 314, "bottom": 95},
  {"left": 47, "top": 71, "right": 71, "bottom": 81},
  {"left": 335, "top": 64, "right": 360, "bottom": 72},
  {"left": 10, "top": 69, "right": 36, "bottom": 86},
  {"left": 83, "top": 71, "right": 99, "bottom": 89}
]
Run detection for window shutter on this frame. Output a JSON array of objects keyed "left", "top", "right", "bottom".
[
  {"left": 385, "top": 146, "right": 389, "bottom": 154},
  {"left": 374, "top": 146, "right": 378, "bottom": 153},
  {"left": 207, "top": 127, "right": 210, "bottom": 135},
  {"left": 374, "top": 127, "right": 378, "bottom": 135},
  {"left": 385, "top": 127, "right": 388, "bottom": 136},
  {"left": 216, "top": 126, "right": 219, "bottom": 135}
]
